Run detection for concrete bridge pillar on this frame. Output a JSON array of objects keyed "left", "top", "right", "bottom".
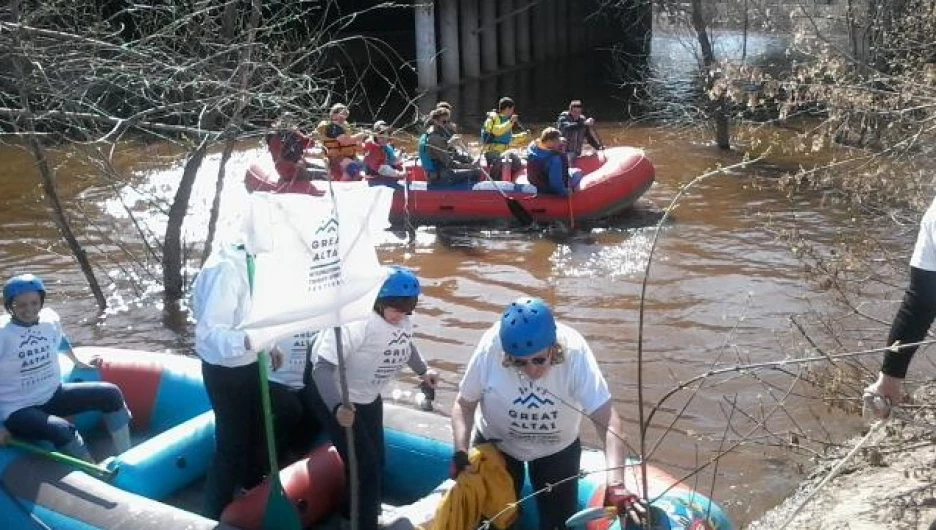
[
  {"left": 556, "top": 0, "right": 569, "bottom": 55},
  {"left": 532, "top": 1, "right": 547, "bottom": 62},
  {"left": 480, "top": 0, "right": 498, "bottom": 72},
  {"left": 545, "top": 0, "right": 558, "bottom": 57},
  {"left": 460, "top": 0, "right": 481, "bottom": 78},
  {"left": 499, "top": 0, "right": 516, "bottom": 68},
  {"left": 516, "top": 0, "right": 532, "bottom": 63},
  {"left": 439, "top": 0, "right": 460, "bottom": 85},
  {"left": 415, "top": 2, "right": 437, "bottom": 90}
]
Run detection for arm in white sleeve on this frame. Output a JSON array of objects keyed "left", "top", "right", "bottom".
[{"left": 192, "top": 260, "right": 251, "bottom": 363}]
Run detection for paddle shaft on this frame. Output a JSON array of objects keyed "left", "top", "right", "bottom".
[
  {"left": 477, "top": 131, "right": 536, "bottom": 226},
  {"left": 8, "top": 438, "right": 115, "bottom": 479},
  {"left": 333, "top": 326, "right": 360, "bottom": 530}
]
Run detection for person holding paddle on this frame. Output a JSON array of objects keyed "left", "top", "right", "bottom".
[
  {"left": 526, "top": 128, "right": 584, "bottom": 197},
  {"left": 191, "top": 242, "right": 286, "bottom": 519},
  {"left": 307, "top": 266, "right": 438, "bottom": 530},
  {"left": 0, "top": 274, "right": 132, "bottom": 462},
  {"left": 481, "top": 97, "right": 524, "bottom": 181},
  {"left": 419, "top": 108, "right": 480, "bottom": 188},
  {"left": 557, "top": 100, "right": 604, "bottom": 165},
  {"left": 450, "top": 297, "right": 647, "bottom": 530}
]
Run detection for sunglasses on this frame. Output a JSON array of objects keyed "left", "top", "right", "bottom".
[{"left": 508, "top": 355, "right": 550, "bottom": 367}]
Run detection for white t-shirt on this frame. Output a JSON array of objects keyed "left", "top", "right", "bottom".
[
  {"left": 458, "top": 322, "right": 612, "bottom": 461},
  {"left": 313, "top": 312, "right": 413, "bottom": 404},
  {"left": 0, "top": 308, "right": 66, "bottom": 422},
  {"left": 911, "top": 195, "right": 936, "bottom": 271},
  {"left": 269, "top": 330, "right": 318, "bottom": 389}
]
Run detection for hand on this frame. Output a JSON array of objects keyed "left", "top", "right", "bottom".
[
  {"left": 270, "top": 347, "right": 285, "bottom": 371},
  {"left": 73, "top": 356, "right": 101, "bottom": 370},
  {"left": 585, "top": 117, "right": 595, "bottom": 127},
  {"left": 864, "top": 372, "right": 906, "bottom": 419},
  {"left": 420, "top": 370, "right": 439, "bottom": 389},
  {"left": 0, "top": 427, "right": 10, "bottom": 446},
  {"left": 607, "top": 482, "right": 648, "bottom": 526},
  {"left": 510, "top": 115, "right": 519, "bottom": 123},
  {"left": 335, "top": 404, "right": 356, "bottom": 428},
  {"left": 450, "top": 450, "right": 475, "bottom": 479}
]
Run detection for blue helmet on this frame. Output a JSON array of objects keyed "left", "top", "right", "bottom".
[
  {"left": 3, "top": 274, "right": 46, "bottom": 310},
  {"left": 499, "top": 297, "right": 557, "bottom": 357},
  {"left": 378, "top": 266, "right": 420, "bottom": 299}
]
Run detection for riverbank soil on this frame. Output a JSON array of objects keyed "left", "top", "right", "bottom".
[{"left": 749, "top": 384, "right": 936, "bottom": 529}]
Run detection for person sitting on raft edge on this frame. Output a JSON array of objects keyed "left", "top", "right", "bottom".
[
  {"left": 362, "top": 120, "right": 406, "bottom": 190},
  {"left": 557, "top": 99, "right": 604, "bottom": 165},
  {"left": 526, "top": 127, "right": 584, "bottom": 198},
  {"left": 0, "top": 274, "right": 133, "bottom": 463},
  {"left": 419, "top": 107, "right": 480, "bottom": 188},
  {"left": 481, "top": 96, "right": 525, "bottom": 182},
  {"left": 317, "top": 103, "right": 367, "bottom": 181},
  {"left": 266, "top": 113, "right": 327, "bottom": 183}
]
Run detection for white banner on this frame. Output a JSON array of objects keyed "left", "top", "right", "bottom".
[{"left": 237, "top": 185, "right": 394, "bottom": 349}]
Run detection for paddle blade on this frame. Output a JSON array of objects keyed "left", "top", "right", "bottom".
[
  {"left": 262, "top": 476, "right": 302, "bottom": 530},
  {"left": 565, "top": 506, "right": 617, "bottom": 528},
  {"left": 506, "top": 197, "right": 535, "bottom": 226}
]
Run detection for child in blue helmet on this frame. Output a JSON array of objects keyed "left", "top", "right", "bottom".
[
  {"left": 308, "top": 265, "right": 438, "bottom": 530},
  {"left": 450, "top": 297, "right": 647, "bottom": 530},
  {"left": 0, "top": 274, "right": 132, "bottom": 462}
]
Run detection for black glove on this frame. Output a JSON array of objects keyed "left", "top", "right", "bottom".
[{"left": 450, "top": 450, "right": 470, "bottom": 479}]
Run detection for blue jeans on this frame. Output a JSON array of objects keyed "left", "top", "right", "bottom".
[{"left": 4, "top": 382, "right": 129, "bottom": 447}]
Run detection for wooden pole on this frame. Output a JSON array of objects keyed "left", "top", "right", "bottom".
[
  {"left": 480, "top": 0, "right": 498, "bottom": 73},
  {"left": 499, "top": 0, "right": 517, "bottom": 67}
]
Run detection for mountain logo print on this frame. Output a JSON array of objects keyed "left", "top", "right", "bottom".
[{"left": 512, "top": 387, "right": 554, "bottom": 408}]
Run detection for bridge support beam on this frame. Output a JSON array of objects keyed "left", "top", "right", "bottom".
[
  {"left": 460, "top": 0, "right": 481, "bottom": 78},
  {"left": 480, "top": 0, "right": 498, "bottom": 73},
  {"left": 415, "top": 2, "right": 437, "bottom": 91},
  {"left": 516, "top": 0, "right": 531, "bottom": 63},
  {"left": 439, "top": 0, "right": 460, "bottom": 85},
  {"left": 499, "top": 0, "right": 516, "bottom": 68}
]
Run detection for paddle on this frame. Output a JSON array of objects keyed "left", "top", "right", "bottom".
[
  {"left": 476, "top": 164, "right": 536, "bottom": 227},
  {"left": 565, "top": 506, "right": 617, "bottom": 528},
  {"left": 8, "top": 438, "right": 116, "bottom": 480},
  {"left": 477, "top": 118, "right": 536, "bottom": 226},
  {"left": 257, "top": 351, "right": 303, "bottom": 530},
  {"left": 245, "top": 251, "right": 301, "bottom": 530},
  {"left": 332, "top": 326, "right": 360, "bottom": 530}
]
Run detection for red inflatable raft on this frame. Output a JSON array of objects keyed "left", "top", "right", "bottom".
[{"left": 244, "top": 147, "right": 655, "bottom": 227}]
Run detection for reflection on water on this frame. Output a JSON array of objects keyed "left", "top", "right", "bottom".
[{"left": 0, "top": 32, "right": 900, "bottom": 526}]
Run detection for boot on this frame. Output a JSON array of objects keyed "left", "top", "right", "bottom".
[
  {"left": 62, "top": 433, "right": 94, "bottom": 463},
  {"left": 109, "top": 424, "right": 132, "bottom": 454}
]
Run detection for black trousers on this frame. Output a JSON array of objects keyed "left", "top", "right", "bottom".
[
  {"left": 201, "top": 361, "right": 266, "bottom": 519},
  {"left": 477, "top": 434, "right": 582, "bottom": 530},
  {"left": 269, "top": 381, "right": 321, "bottom": 464},
  {"left": 882, "top": 266, "right": 936, "bottom": 378},
  {"left": 308, "top": 385, "right": 385, "bottom": 530}
]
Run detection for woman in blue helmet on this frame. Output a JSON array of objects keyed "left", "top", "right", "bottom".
[
  {"left": 308, "top": 265, "right": 438, "bottom": 530},
  {"left": 450, "top": 297, "right": 647, "bottom": 530},
  {"left": 0, "top": 274, "right": 132, "bottom": 462}
]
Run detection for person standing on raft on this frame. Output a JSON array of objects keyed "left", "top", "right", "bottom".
[{"left": 307, "top": 266, "right": 438, "bottom": 530}]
